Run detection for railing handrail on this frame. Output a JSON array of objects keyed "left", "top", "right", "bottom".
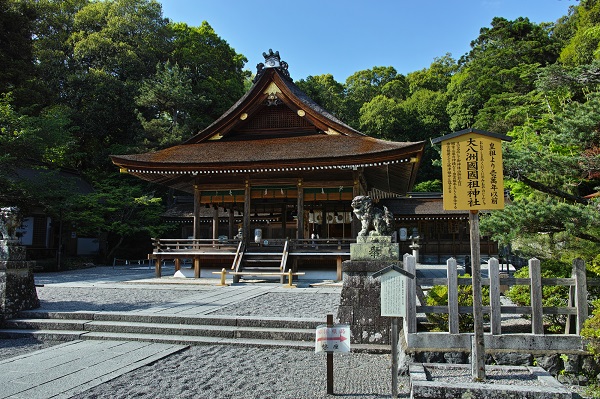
[
  {"left": 405, "top": 257, "right": 598, "bottom": 337},
  {"left": 280, "top": 240, "right": 289, "bottom": 272},
  {"left": 231, "top": 240, "right": 245, "bottom": 272}
]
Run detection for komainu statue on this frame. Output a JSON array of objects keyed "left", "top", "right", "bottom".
[
  {"left": 351, "top": 196, "right": 395, "bottom": 237},
  {"left": 0, "top": 207, "right": 20, "bottom": 241}
]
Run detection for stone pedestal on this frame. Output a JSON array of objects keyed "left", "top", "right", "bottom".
[
  {"left": 337, "top": 236, "right": 400, "bottom": 345},
  {"left": 0, "top": 240, "right": 40, "bottom": 320}
]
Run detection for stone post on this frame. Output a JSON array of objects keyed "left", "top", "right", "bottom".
[
  {"left": 1, "top": 240, "right": 40, "bottom": 321},
  {"left": 337, "top": 235, "right": 400, "bottom": 345}
]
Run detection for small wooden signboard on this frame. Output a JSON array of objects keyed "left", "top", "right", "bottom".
[{"left": 372, "top": 265, "right": 414, "bottom": 318}]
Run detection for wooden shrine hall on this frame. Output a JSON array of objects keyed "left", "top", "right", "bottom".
[{"left": 111, "top": 50, "right": 425, "bottom": 281}]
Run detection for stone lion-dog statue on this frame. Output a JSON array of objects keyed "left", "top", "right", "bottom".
[
  {"left": 0, "top": 206, "right": 21, "bottom": 241},
  {"left": 351, "top": 196, "right": 395, "bottom": 237}
]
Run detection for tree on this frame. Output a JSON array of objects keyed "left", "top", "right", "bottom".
[
  {"left": 67, "top": 175, "right": 172, "bottom": 261},
  {"left": 170, "top": 21, "right": 248, "bottom": 131},
  {"left": 135, "top": 60, "right": 201, "bottom": 149},
  {"left": 0, "top": 0, "right": 36, "bottom": 108},
  {"left": 447, "top": 17, "right": 560, "bottom": 132},
  {"left": 406, "top": 53, "right": 458, "bottom": 94},
  {"left": 560, "top": 0, "right": 600, "bottom": 66},
  {"left": 296, "top": 74, "right": 345, "bottom": 118},
  {"left": 344, "top": 66, "right": 407, "bottom": 127}
]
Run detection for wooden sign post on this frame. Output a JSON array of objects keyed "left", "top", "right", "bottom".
[
  {"left": 432, "top": 128, "right": 512, "bottom": 381},
  {"left": 373, "top": 265, "right": 415, "bottom": 397},
  {"left": 315, "top": 315, "right": 351, "bottom": 394}
]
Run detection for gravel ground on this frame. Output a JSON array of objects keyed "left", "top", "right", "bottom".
[
  {"left": 0, "top": 266, "right": 593, "bottom": 398},
  {"left": 69, "top": 345, "right": 405, "bottom": 399},
  {"left": 35, "top": 286, "right": 208, "bottom": 312},
  {"left": 210, "top": 292, "right": 340, "bottom": 318}
]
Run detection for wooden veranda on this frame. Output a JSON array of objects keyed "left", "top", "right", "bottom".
[{"left": 150, "top": 237, "right": 353, "bottom": 282}]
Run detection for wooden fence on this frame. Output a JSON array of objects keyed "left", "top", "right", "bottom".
[{"left": 401, "top": 255, "right": 600, "bottom": 355}]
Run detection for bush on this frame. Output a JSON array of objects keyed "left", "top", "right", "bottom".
[
  {"left": 582, "top": 299, "right": 600, "bottom": 398},
  {"left": 425, "top": 274, "right": 490, "bottom": 332},
  {"left": 505, "top": 259, "right": 570, "bottom": 333}
]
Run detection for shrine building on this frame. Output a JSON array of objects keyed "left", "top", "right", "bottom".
[{"left": 110, "top": 50, "right": 426, "bottom": 280}]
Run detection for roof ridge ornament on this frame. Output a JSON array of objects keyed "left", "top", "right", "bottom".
[{"left": 254, "top": 49, "right": 291, "bottom": 83}]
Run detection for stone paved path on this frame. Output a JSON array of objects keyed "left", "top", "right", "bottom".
[{"left": 0, "top": 340, "right": 186, "bottom": 399}]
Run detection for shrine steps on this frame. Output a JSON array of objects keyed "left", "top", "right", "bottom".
[{"left": 0, "top": 311, "right": 389, "bottom": 353}]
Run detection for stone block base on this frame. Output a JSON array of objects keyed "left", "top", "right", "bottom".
[
  {"left": 1, "top": 241, "right": 40, "bottom": 320},
  {"left": 337, "top": 259, "right": 402, "bottom": 345}
]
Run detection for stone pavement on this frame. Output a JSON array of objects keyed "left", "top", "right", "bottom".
[{"left": 0, "top": 340, "right": 186, "bottom": 399}]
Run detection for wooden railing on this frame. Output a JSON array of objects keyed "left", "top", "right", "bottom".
[
  {"left": 288, "top": 238, "right": 353, "bottom": 252},
  {"left": 152, "top": 237, "right": 241, "bottom": 253},
  {"left": 280, "top": 240, "right": 290, "bottom": 272},
  {"left": 231, "top": 241, "right": 245, "bottom": 272},
  {"left": 401, "top": 254, "right": 600, "bottom": 355}
]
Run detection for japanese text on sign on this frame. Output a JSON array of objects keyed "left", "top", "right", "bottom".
[
  {"left": 315, "top": 325, "right": 351, "bottom": 353},
  {"left": 441, "top": 133, "right": 505, "bottom": 211}
]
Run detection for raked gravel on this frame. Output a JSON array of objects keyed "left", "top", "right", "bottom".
[
  {"left": 2, "top": 267, "right": 404, "bottom": 398},
  {"left": 0, "top": 266, "right": 591, "bottom": 398}
]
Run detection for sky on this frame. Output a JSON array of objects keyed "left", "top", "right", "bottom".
[{"left": 159, "top": 0, "right": 577, "bottom": 82}]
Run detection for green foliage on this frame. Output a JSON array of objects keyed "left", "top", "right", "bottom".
[
  {"left": 425, "top": 276, "right": 490, "bottom": 332},
  {"left": 582, "top": 298, "right": 600, "bottom": 398},
  {"left": 447, "top": 17, "right": 560, "bottom": 131},
  {"left": 505, "top": 259, "right": 570, "bottom": 332},
  {"left": 170, "top": 21, "right": 249, "bottom": 130},
  {"left": 406, "top": 53, "right": 458, "bottom": 94},
  {"left": 135, "top": 60, "right": 202, "bottom": 149},
  {"left": 67, "top": 174, "right": 171, "bottom": 261},
  {"left": 412, "top": 180, "right": 442, "bottom": 192},
  {"left": 560, "top": 0, "right": 600, "bottom": 66},
  {"left": 295, "top": 74, "right": 345, "bottom": 119}
]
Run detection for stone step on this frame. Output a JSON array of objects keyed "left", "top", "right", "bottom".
[
  {"left": 17, "top": 310, "right": 321, "bottom": 329},
  {"left": 0, "top": 311, "right": 391, "bottom": 353},
  {"left": 4, "top": 319, "right": 315, "bottom": 341},
  {"left": 0, "top": 328, "right": 389, "bottom": 352}
]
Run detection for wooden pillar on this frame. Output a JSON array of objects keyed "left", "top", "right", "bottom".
[
  {"left": 403, "top": 253, "right": 417, "bottom": 333},
  {"left": 573, "top": 258, "right": 588, "bottom": 335},
  {"left": 489, "top": 257, "right": 502, "bottom": 335},
  {"left": 194, "top": 256, "right": 200, "bottom": 278},
  {"left": 281, "top": 202, "right": 287, "bottom": 237},
  {"left": 447, "top": 257, "right": 459, "bottom": 334},
  {"left": 212, "top": 205, "right": 219, "bottom": 240},
  {"left": 155, "top": 256, "right": 162, "bottom": 278},
  {"left": 243, "top": 179, "right": 251, "bottom": 242},
  {"left": 336, "top": 255, "right": 343, "bottom": 281},
  {"left": 193, "top": 184, "right": 202, "bottom": 239},
  {"left": 297, "top": 178, "right": 304, "bottom": 239},
  {"left": 174, "top": 258, "right": 181, "bottom": 272},
  {"left": 469, "top": 210, "right": 486, "bottom": 381},
  {"left": 351, "top": 170, "right": 362, "bottom": 238},
  {"left": 529, "top": 257, "right": 543, "bottom": 334},
  {"left": 228, "top": 209, "right": 235, "bottom": 238}
]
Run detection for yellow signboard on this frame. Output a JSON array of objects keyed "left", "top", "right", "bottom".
[{"left": 439, "top": 131, "right": 506, "bottom": 211}]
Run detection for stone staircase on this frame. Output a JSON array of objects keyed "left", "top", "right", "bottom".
[
  {"left": 0, "top": 310, "right": 318, "bottom": 349},
  {"left": 0, "top": 310, "right": 389, "bottom": 353}
]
